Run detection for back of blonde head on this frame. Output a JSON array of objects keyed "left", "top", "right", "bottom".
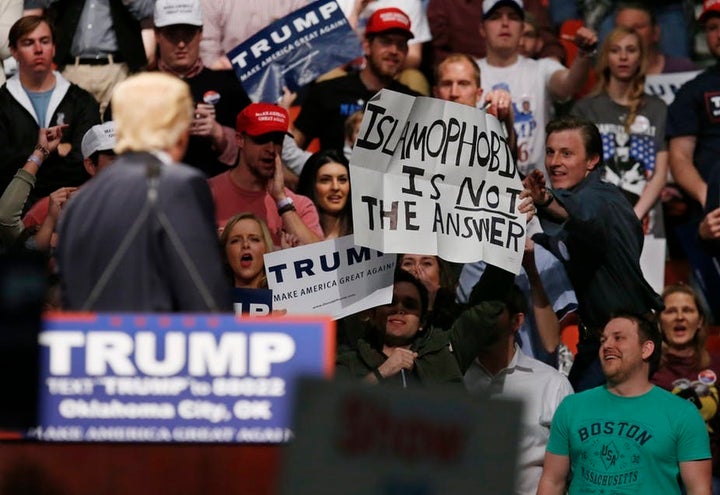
[{"left": 112, "top": 72, "right": 193, "bottom": 154}]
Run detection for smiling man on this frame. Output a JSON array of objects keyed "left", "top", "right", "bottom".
[
  {"left": 524, "top": 116, "right": 661, "bottom": 391},
  {"left": 292, "top": 7, "right": 420, "bottom": 152},
  {"left": 538, "top": 313, "right": 712, "bottom": 495}
]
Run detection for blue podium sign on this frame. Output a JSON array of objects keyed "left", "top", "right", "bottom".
[{"left": 31, "top": 313, "right": 334, "bottom": 443}]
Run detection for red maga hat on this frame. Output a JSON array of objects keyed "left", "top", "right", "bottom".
[
  {"left": 365, "top": 7, "right": 414, "bottom": 39},
  {"left": 700, "top": 0, "right": 720, "bottom": 24},
  {"left": 236, "top": 103, "right": 290, "bottom": 137}
]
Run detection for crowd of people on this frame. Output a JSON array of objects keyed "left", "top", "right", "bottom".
[{"left": 1, "top": 0, "right": 720, "bottom": 493}]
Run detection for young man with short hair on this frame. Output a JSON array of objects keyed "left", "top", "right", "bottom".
[
  {"left": 464, "top": 284, "right": 573, "bottom": 495},
  {"left": 152, "top": 0, "right": 250, "bottom": 178},
  {"left": 477, "top": 0, "right": 597, "bottom": 176},
  {"left": 524, "top": 116, "right": 661, "bottom": 390},
  {"left": 0, "top": 15, "right": 99, "bottom": 205}
]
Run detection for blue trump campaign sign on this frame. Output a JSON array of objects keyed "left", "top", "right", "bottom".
[
  {"left": 229, "top": 0, "right": 362, "bottom": 103},
  {"left": 232, "top": 288, "right": 273, "bottom": 316},
  {"left": 31, "top": 313, "right": 334, "bottom": 443}
]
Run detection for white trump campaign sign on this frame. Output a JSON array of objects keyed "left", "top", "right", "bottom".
[
  {"left": 350, "top": 90, "right": 526, "bottom": 274},
  {"left": 264, "top": 235, "right": 396, "bottom": 319}
]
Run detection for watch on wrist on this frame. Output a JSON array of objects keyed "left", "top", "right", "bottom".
[
  {"left": 277, "top": 196, "right": 295, "bottom": 215},
  {"left": 536, "top": 191, "right": 555, "bottom": 208},
  {"left": 276, "top": 197, "right": 293, "bottom": 209}
]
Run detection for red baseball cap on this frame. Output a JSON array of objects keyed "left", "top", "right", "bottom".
[
  {"left": 236, "top": 103, "right": 290, "bottom": 137},
  {"left": 365, "top": 7, "right": 414, "bottom": 39},
  {"left": 699, "top": 0, "right": 720, "bottom": 24}
]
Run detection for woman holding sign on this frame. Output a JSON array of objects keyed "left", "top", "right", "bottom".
[
  {"left": 571, "top": 26, "right": 668, "bottom": 237},
  {"left": 297, "top": 149, "right": 353, "bottom": 240},
  {"left": 336, "top": 267, "right": 510, "bottom": 388}
]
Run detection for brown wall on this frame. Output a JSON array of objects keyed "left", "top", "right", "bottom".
[{"left": 0, "top": 444, "right": 282, "bottom": 495}]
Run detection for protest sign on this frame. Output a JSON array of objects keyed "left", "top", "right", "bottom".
[
  {"left": 350, "top": 90, "right": 525, "bottom": 273},
  {"left": 264, "top": 235, "right": 395, "bottom": 319},
  {"left": 229, "top": 0, "right": 362, "bottom": 102},
  {"left": 280, "top": 378, "right": 521, "bottom": 495},
  {"left": 639, "top": 236, "right": 665, "bottom": 295},
  {"left": 31, "top": 313, "right": 334, "bottom": 443},
  {"left": 645, "top": 71, "right": 700, "bottom": 106}
]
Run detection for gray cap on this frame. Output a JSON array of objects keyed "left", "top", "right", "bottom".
[{"left": 154, "top": 0, "right": 203, "bottom": 28}]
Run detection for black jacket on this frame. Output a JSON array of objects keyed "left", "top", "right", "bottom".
[{"left": 0, "top": 73, "right": 99, "bottom": 203}]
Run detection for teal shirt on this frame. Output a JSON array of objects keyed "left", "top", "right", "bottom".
[{"left": 547, "top": 385, "right": 711, "bottom": 494}]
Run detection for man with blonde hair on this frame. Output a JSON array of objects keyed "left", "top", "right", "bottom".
[{"left": 57, "top": 72, "right": 230, "bottom": 312}]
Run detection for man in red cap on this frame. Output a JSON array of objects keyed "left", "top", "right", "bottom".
[
  {"left": 292, "top": 6, "right": 420, "bottom": 152},
  {"left": 209, "top": 102, "right": 323, "bottom": 246}
]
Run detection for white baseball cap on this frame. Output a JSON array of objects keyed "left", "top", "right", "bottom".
[
  {"left": 482, "top": 0, "right": 524, "bottom": 19},
  {"left": 154, "top": 0, "right": 203, "bottom": 28},
  {"left": 81, "top": 121, "right": 116, "bottom": 159}
]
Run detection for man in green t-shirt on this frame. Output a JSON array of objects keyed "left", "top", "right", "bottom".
[{"left": 538, "top": 313, "right": 711, "bottom": 494}]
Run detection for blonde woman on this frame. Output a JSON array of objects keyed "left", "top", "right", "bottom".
[
  {"left": 220, "top": 212, "right": 274, "bottom": 289},
  {"left": 571, "top": 26, "right": 668, "bottom": 236}
]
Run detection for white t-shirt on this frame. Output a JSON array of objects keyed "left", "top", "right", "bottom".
[
  {"left": 337, "top": 0, "right": 431, "bottom": 44},
  {"left": 477, "top": 56, "right": 565, "bottom": 176}
]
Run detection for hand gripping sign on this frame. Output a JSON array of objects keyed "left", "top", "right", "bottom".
[
  {"left": 350, "top": 90, "right": 526, "bottom": 274},
  {"left": 229, "top": 1, "right": 362, "bottom": 103}
]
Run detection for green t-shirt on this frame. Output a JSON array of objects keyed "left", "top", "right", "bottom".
[{"left": 547, "top": 385, "right": 710, "bottom": 494}]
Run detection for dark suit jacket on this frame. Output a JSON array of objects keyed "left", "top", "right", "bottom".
[{"left": 57, "top": 152, "right": 232, "bottom": 312}]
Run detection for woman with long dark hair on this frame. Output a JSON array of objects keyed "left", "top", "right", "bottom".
[{"left": 297, "top": 149, "right": 353, "bottom": 239}]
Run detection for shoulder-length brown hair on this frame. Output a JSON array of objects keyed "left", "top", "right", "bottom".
[{"left": 660, "top": 284, "right": 710, "bottom": 370}]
